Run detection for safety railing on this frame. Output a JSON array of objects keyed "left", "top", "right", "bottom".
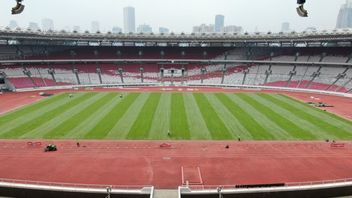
[
  {"left": 183, "top": 177, "right": 352, "bottom": 191},
  {"left": 0, "top": 177, "right": 151, "bottom": 190}
]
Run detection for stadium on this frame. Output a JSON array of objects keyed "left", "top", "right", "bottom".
[{"left": 1, "top": 4, "right": 352, "bottom": 197}]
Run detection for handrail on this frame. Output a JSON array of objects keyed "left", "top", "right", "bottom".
[
  {"left": 0, "top": 177, "right": 151, "bottom": 190},
  {"left": 183, "top": 177, "right": 352, "bottom": 191}
]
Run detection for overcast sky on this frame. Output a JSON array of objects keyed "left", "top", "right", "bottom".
[{"left": 0, "top": 0, "right": 347, "bottom": 33}]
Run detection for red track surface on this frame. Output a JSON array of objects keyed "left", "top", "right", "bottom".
[
  {"left": 1, "top": 87, "right": 352, "bottom": 189},
  {"left": 0, "top": 92, "right": 44, "bottom": 115},
  {"left": 0, "top": 140, "right": 351, "bottom": 189}
]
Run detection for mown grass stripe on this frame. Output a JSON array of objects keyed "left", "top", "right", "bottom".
[
  {"left": 105, "top": 93, "right": 150, "bottom": 139},
  {"left": 0, "top": 93, "right": 67, "bottom": 127},
  {"left": 193, "top": 93, "right": 232, "bottom": 140},
  {"left": 126, "top": 93, "right": 161, "bottom": 139},
  {"left": 227, "top": 94, "right": 290, "bottom": 139},
  {"left": 215, "top": 93, "right": 273, "bottom": 140},
  {"left": 205, "top": 94, "right": 247, "bottom": 139},
  {"left": 170, "top": 93, "right": 190, "bottom": 139},
  {"left": 259, "top": 94, "right": 344, "bottom": 139},
  {"left": 20, "top": 93, "right": 104, "bottom": 138},
  {"left": 63, "top": 94, "right": 123, "bottom": 139},
  {"left": 256, "top": 93, "right": 336, "bottom": 139},
  {"left": 272, "top": 94, "right": 352, "bottom": 139},
  {"left": 238, "top": 93, "right": 315, "bottom": 140},
  {"left": 84, "top": 93, "right": 140, "bottom": 139},
  {"left": 183, "top": 93, "right": 212, "bottom": 139},
  {"left": 1, "top": 93, "right": 95, "bottom": 138},
  {"left": 252, "top": 93, "right": 326, "bottom": 139},
  {"left": 148, "top": 93, "right": 172, "bottom": 139},
  {"left": 42, "top": 93, "right": 116, "bottom": 138}
]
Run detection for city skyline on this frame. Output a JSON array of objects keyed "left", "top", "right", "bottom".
[{"left": 0, "top": 0, "right": 348, "bottom": 33}]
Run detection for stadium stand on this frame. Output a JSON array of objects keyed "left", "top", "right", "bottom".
[{"left": 1, "top": 46, "right": 352, "bottom": 93}]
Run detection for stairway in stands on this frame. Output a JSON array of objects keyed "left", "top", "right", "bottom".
[{"left": 153, "top": 189, "right": 178, "bottom": 198}]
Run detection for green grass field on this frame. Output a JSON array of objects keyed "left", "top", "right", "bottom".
[{"left": 0, "top": 92, "right": 352, "bottom": 140}]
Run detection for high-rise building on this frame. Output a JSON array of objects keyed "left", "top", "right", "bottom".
[
  {"left": 91, "top": 21, "right": 100, "bottom": 33},
  {"left": 137, "top": 24, "right": 152, "bottom": 33},
  {"left": 28, "top": 22, "right": 39, "bottom": 31},
  {"left": 215, "top": 15, "right": 225, "bottom": 32},
  {"left": 42, "top": 18, "right": 54, "bottom": 31},
  {"left": 112, "top": 26, "right": 122, "bottom": 33},
  {"left": 281, "top": 22, "right": 290, "bottom": 32},
  {"left": 159, "top": 27, "right": 169, "bottom": 34},
  {"left": 223, "top": 25, "right": 243, "bottom": 34},
  {"left": 193, "top": 24, "right": 214, "bottom": 33},
  {"left": 336, "top": 0, "right": 352, "bottom": 29},
  {"left": 123, "top": 7, "right": 136, "bottom": 33},
  {"left": 8, "top": 20, "right": 18, "bottom": 29}
]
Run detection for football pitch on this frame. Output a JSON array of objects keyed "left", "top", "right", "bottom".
[{"left": 0, "top": 92, "right": 352, "bottom": 140}]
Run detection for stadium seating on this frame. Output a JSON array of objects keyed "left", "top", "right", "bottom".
[{"left": 1, "top": 47, "right": 351, "bottom": 92}]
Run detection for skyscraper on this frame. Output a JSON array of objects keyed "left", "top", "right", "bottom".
[
  {"left": 91, "top": 21, "right": 100, "bottom": 33},
  {"left": 124, "top": 7, "right": 136, "bottom": 33},
  {"left": 215, "top": 15, "right": 224, "bottom": 33},
  {"left": 336, "top": 0, "right": 352, "bottom": 29},
  {"left": 42, "top": 18, "right": 54, "bottom": 31}
]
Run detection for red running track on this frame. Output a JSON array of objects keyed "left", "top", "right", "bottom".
[
  {"left": 0, "top": 140, "right": 351, "bottom": 189},
  {"left": 0, "top": 92, "right": 44, "bottom": 115}
]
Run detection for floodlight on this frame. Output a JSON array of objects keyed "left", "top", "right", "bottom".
[
  {"left": 297, "top": 0, "right": 306, "bottom": 4},
  {"left": 12, "top": 0, "right": 25, "bottom": 15},
  {"left": 296, "top": 0, "right": 308, "bottom": 17}
]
